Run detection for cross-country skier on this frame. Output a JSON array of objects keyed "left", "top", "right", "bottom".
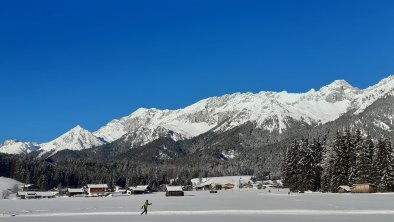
[{"left": 140, "top": 200, "right": 152, "bottom": 215}]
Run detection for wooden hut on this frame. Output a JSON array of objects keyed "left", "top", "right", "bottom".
[
  {"left": 338, "top": 185, "right": 351, "bottom": 193},
  {"left": 351, "top": 183, "right": 376, "bottom": 193},
  {"left": 166, "top": 186, "right": 184, "bottom": 196},
  {"left": 66, "top": 188, "right": 85, "bottom": 197},
  {"left": 85, "top": 184, "right": 108, "bottom": 196}
]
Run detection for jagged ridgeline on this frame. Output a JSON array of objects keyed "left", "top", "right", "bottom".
[{"left": 1, "top": 76, "right": 394, "bottom": 190}]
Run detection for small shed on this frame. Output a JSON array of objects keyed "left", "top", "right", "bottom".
[
  {"left": 338, "top": 185, "right": 351, "bottom": 193},
  {"left": 66, "top": 188, "right": 85, "bottom": 197},
  {"left": 85, "top": 184, "right": 108, "bottom": 196},
  {"left": 166, "top": 186, "right": 184, "bottom": 197},
  {"left": 351, "top": 183, "right": 377, "bottom": 193}
]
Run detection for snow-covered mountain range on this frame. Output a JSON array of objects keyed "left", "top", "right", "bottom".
[
  {"left": 1, "top": 75, "right": 394, "bottom": 156},
  {"left": 38, "top": 125, "right": 106, "bottom": 156},
  {"left": 0, "top": 140, "right": 40, "bottom": 155}
]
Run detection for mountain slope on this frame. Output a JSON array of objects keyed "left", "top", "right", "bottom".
[
  {"left": 0, "top": 140, "right": 40, "bottom": 155},
  {"left": 52, "top": 94, "right": 394, "bottom": 177},
  {"left": 39, "top": 125, "right": 105, "bottom": 156},
  {"left": 93, "top": 78, "right": 372, "bottom": 148},
  {"left": 3, "top": 75, "right": 394, "bottom": 157}
]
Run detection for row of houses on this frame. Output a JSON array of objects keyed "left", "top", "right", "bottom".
[
  {"left": 196, "top": 181, "right": 281, "bottom": 191},
  {"left": 68, "top": 184, "right": 184, "bottom": 197},
  {"left": 18, "top": 184, "right": 184, "bottom": 199},
  {"left": 17, "top": 191, "right": 56, "bottom": 199}
]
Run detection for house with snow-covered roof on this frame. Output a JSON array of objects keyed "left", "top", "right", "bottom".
[
  {"left": 85, "top": 184, "right": 108, "bottom": 196},
  {"left": 165, "top": 186, "right": 184, "bottom": 196},
  {"left": 17, "top": 191, "right": 55, "bottom": 199},
  {"left": 66, "top": 188, "right": 85, "bottom": 197},
  {"left": 127, "top": 185, "right": 149, "bottom": 195}
]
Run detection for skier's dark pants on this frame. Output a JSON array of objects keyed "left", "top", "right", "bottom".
[{"left": 141, "top": 207, "right": 148, "bottom": 215}]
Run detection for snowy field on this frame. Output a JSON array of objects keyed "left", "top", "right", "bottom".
[{"left": 1, "top": 189, "right": 394, "bottom": 222}]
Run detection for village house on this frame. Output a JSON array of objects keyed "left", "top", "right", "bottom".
[
  {"left": 85, "top": 184, "right": 108, "bottom": 196},
  {"left": 338, "top": 185, "right": 351, "bottom": 193},
  {"left": 166, "top": 186, "right": 184, "bottom": 196},
  {"left": 66, "top": 188, "right": 85, "bottom": 197},
  {"left": 351, "top": 183, "right": 377, "bottom": 193},
  {"left": 17, "top": 191, "right": 55, "bottom": 199}
]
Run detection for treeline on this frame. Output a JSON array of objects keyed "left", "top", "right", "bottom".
[
  {"left": 0, "top": 153, "right": 259, "bottom": 190},
  {"left": 283, "top": 129, "right": 394, "bottom": 192}
]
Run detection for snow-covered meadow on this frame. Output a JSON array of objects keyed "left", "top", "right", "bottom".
[{"left": 1, "top": 189, "right": 394, "bottom": 222}]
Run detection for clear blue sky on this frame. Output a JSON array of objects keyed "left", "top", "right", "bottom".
[{"left": 1, "top": 0, "right": 393, "bottom": 142}]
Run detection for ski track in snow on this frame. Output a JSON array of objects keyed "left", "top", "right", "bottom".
[{"left": 3, "top": 210, "right": 394, "bottom": 217}]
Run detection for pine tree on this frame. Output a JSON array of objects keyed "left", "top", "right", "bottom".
[
  {"left": 298, "top": 139, "right": 314, "bottom": 192},
  {"left": 331, "top": 131, "right": 348, "bottom": 190},
  {"left": 375, "top": 139, "right": 394, "bottom": 192},
  {"left": 348, "top": 129, "right": 362, "bottom": 185},
  {"left": 311, "top": 139, "right": 323, "bottom": 191},
  {"left": 283, "top": 140, "right": 301, "bottom": 192},
  {"left": 355, "top": 136, "right": 374, "bottom": 184}
]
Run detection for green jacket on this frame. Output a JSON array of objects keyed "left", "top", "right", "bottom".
[{"left": 143, "top": 201, "right": 151, "bottom": 209}]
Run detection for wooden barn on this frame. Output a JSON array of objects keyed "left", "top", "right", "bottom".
[
  {"left": 338, "top": 185, "right": 351, "bottom": 193},
  {"left": 351, "top": 183, "right": 376, "bottom": 193},
  {"left": 166, "top": 186, "right": 184, "bottom": 197},
  {"left": 85, "top": 184, "right": 108, "bottom": 196},
  {"left": 66, "top": 188, "right": 85, "bottom": 197}
]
